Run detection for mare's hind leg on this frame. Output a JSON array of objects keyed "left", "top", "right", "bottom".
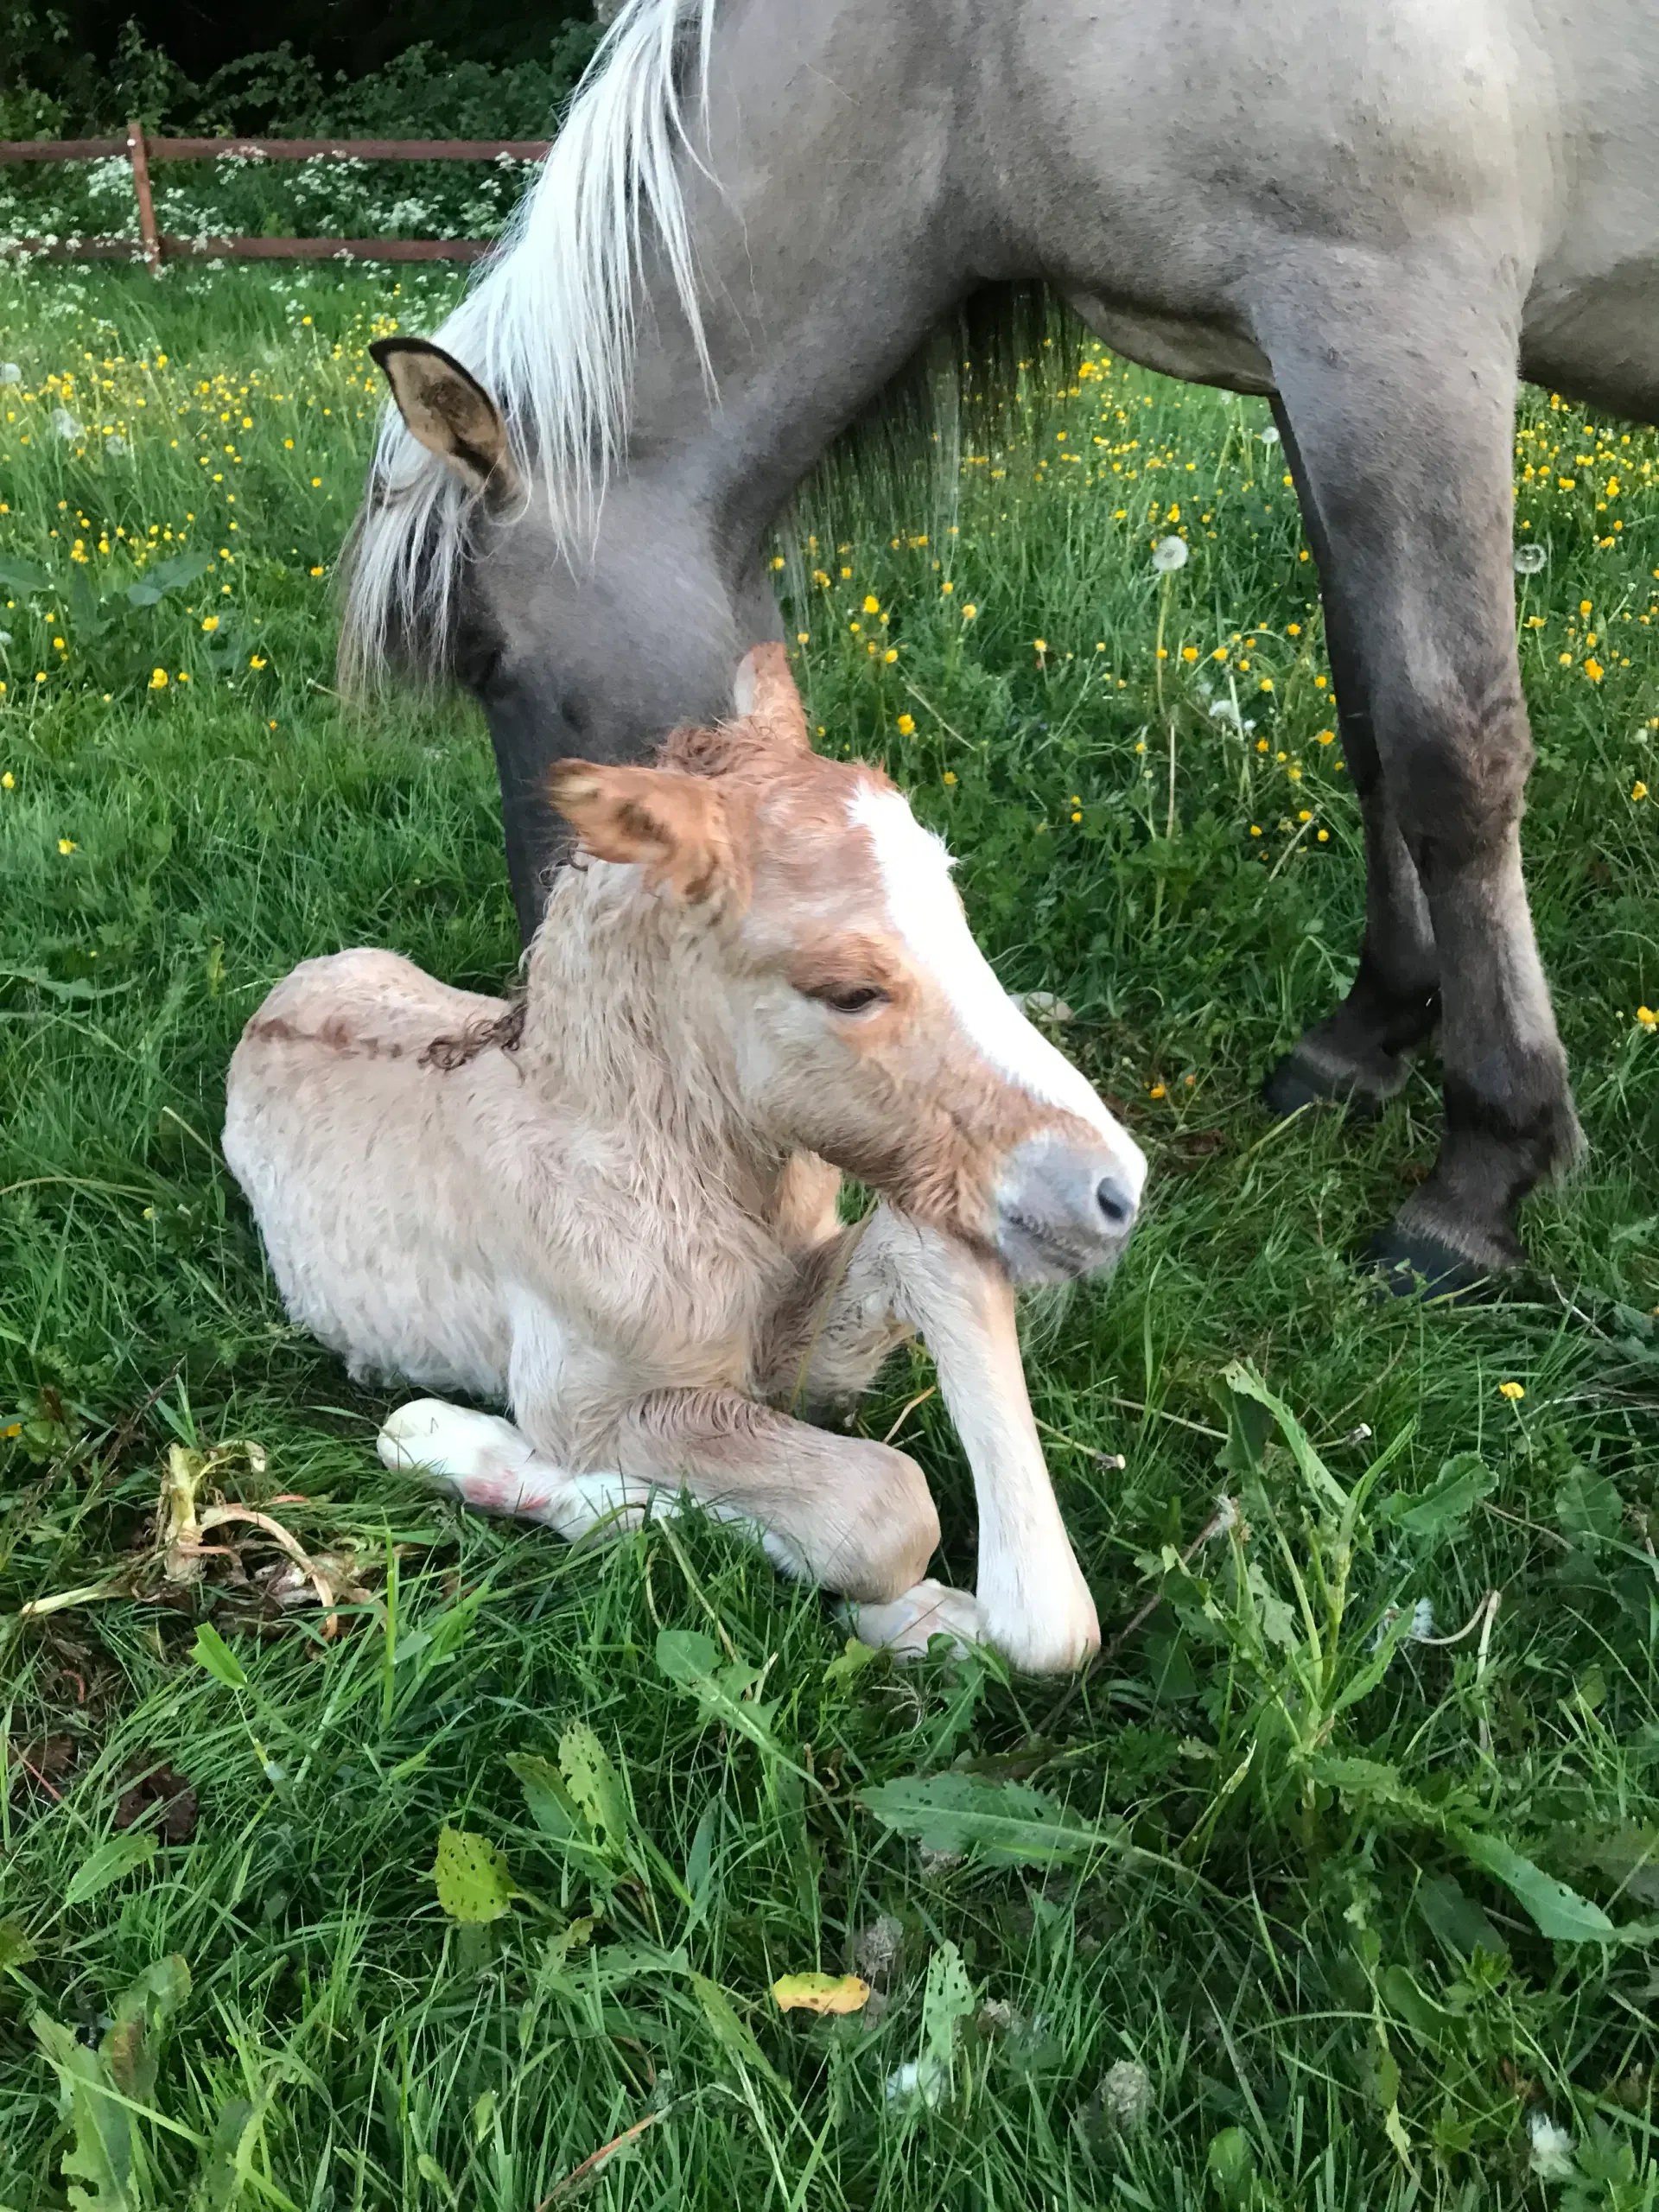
[
  {"left": 1263, "top": 396, "right": 1441, "bottom": 1119},
  {"left": 1259, "top": 267, "right": 1581, "bottom": 1287}
]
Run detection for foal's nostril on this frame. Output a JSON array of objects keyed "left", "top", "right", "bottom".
[{"left": 1096, "top": 1174, "right": 1137, "bottom": 1230}]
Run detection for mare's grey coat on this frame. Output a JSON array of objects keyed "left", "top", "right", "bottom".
[{"left": 347, "top": 0, "right": 1659, "bottom": 1287}]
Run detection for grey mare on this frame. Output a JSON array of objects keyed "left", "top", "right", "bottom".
[{"left": 344, "top": 0, "right": 1650, "bottom": 1293}]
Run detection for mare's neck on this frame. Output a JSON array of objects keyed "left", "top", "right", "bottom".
[{"left": 623, "top": 9, "right": 992, "bottom": 563}]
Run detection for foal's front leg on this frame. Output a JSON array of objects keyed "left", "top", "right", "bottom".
[{"left": 757, "top": 1207, "right": 1101, "bottom": 1674}]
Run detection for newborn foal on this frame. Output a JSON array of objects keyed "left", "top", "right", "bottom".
[{"left": 224, "top": 648, "right": 1145, "bottom": 1671}]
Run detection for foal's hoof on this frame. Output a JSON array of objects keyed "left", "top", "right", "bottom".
[
  {"left": 1361, "top": 1224, "right": 1516, "bottom": 1303},
  {"left": 1262, "top": 1046, "right": 1393, "bottom": 1123}
]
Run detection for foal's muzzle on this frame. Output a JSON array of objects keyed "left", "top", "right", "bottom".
[{"left": 992, "top": 1128, "right": 1147, "bottom": 1284}]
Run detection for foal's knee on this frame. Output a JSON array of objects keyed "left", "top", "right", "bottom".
[{"left": 819, "top": 1441, "right": 941, "bottom": 1604}]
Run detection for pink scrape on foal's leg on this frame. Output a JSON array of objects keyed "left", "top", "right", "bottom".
[{"left": 378, "top": 1399, "right": 597, "bottom": 1527}]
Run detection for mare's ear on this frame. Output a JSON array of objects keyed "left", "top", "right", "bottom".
[
  {"left": 549, "top": 761, "right": 744, "bottom": 909},
  {"left": 370, "top": 337, "right": 519, "bottom": 499},
  {"left": 731, "top": 641, "right": 810, "bottom": 753}
]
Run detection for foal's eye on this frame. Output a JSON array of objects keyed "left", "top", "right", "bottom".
[{"left": 810, "top": 982, "right": 888, "bottom": 1016}]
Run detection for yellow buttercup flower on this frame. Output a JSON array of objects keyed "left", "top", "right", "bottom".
[
  {"left": 1637, "top": 1006, "right": 1657, "bottom": 1028},
  {"left": 57, "top": 837, "right": 76, "bottom": 854},
  {"left": 862, "top": 594, "right": 879, "bottom": 614},
  {"left": 1498, "top": 1381, "right": 1526, "bottom": 1402},
  {"left": 895, "top": 713, "right": 915, "bottom": 735},
  {"left": 201, "top": 614, "right": 219, "bottom": 632},
  {"left": 1633, "top": 781, "right": 1649, "bottom": 802},
  {"left": 149, "top": 668, "right": 168, "bottom": 689}
]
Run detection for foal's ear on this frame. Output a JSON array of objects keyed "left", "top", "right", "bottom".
[
  {"left": 549, "top": 762, "right": 743, "bottom": 909},
  {"left": 731, "top": 641, "right": 810, "bottom": 753},
  {"left": 370, "top": 337, "right": 519, "bottom": 499}
]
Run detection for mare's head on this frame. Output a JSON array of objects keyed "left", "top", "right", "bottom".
[{"left": 548, "top": 645, "right": 1146, "bottom": 1285}]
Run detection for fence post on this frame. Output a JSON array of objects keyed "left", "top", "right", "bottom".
[{"left": 126, "top": 121, "right": 162, "bottom": 275}]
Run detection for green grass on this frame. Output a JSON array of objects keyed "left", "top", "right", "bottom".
[{"left": 3, "top": 258, "right": 1658, "bottom": 2211}]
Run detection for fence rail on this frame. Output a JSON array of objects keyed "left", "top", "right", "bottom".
[{"left": 0, "top": 124, "right": 550, "bottom": 267}]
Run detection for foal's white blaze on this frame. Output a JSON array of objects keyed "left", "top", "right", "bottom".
[{"left": 852, "top": 783, "right": 1147, "bottom": 1192}]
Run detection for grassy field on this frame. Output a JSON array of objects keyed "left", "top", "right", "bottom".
[{"left": 2, "top": 255, "right": 1658, "bottom": 2211}]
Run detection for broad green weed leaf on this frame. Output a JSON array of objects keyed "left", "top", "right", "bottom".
[
  {"left": 432, "top": 1825, "right": 514, "bottom": 1924},
  {"left": 1376, "top": 1452, "right": 1495, "bottom": 1538},
  {"left": 690, "top": 1971, "right": 782, "bottom": 2086},
  {"left": 1221, "top": 1362, "right": 1347, "bottom": 1515},
  {"left": 1309, "top": 1755, "right": 1403, "bottom": 1802},
  {"left": 127, "top": 550, "right": 213, "bottom": 607},
  {"left": 1205, "top": 2126, "right": 1258, "bottom": 2211},
  {"left": 31, "top": 2009, "right": 132, "bottom": 2212},
  {"left": 655, "top": 1628, "right": 720, "bottom": 1684},
  {"left": 196, "top": 2095, "right": 256, "bottom": 2211},
  {"left": 508, "top": 1751, "right": 584, "bottom": 1844},
  {"left": 654, "top": 1627, "right": 782, "bottom": 1761},
  {"left": 559, "top": 1721, "right": 631, "bottom": 1858},
  {"left": 65, "top": 1831, "right": 157, "bottom": 1910},
  {"left": 920, "top": 1940, "right": 974, "bottom": 2076},
  {"left": 859, "top": 1771, "right": 1121, "bottom": 1867},
  {"left": 1556, "top": 1467, "right": 1624, "bottom": 1550},
  {"left": 0, "top": 1916, "right": 37, "bottom": 1970},
  {"left": 1416, "top": 1872, "right": 1509, "bottom": 1960},
  {"left": 192, "top": 1621, "right": 247, "bottom": 1690},
  {"left": 103, "top": 1954, "right": 189, "bottom": 2100},
  {"left": 772, "top": 1971, "right": 870, "bottom": 2015},
  {"left": 0, "top": 556, "right": 52, "bottom": 594},
  {"left": 823, "top": 1636, "right": 879, "bottom": 1691},
  {"left": 1453, "top": 1829, "right": 1617, "bottom": 1943}
]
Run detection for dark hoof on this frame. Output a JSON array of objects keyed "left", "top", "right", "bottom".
[
  {"left": 1361, "top": 1224, "right": 1516, "bottom": 1303},
  {"left": 1262, "top": 1048, "right": 1387, "bottom": 1123}
]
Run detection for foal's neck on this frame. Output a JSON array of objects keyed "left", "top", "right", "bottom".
[{"left": 518, "top": 866, "right": 777, "bottom": 1196}]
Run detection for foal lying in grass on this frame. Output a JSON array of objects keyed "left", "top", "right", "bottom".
[{"left": 224, "top": 648, "right": 1144, "bottom": 1672}]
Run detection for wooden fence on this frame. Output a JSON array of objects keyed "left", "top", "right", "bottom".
[{"left": 0, "top": 126, "right": 551, "bottom": 270}]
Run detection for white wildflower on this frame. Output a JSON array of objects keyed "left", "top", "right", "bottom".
[
  {"left": 885, "top": 2056, "right": 948, "bottom": 2107},
  {"left": 1100, "top": 2057, "right": 1153, "bottom": 2130},
  {"left": 1408, "top": 1597, "right": 1435, "bottom": 1643},
  {"left": 1258, "top": 425, "right": 1281, "bottom": 446},
  {"left": 0, "top": 363, "right": 20, "bottom": 383},
  {"left": 1212, "top": 1495, "right": 1239, "bottom": 1535},
  {"left": 1013, "top": 990, "right": 1074, "bottom": 1024},
  {"left": 106, "top": 434, "right": 128, "bottom": 457},
  {"left": 0, "top": 632, "right": 11, "bottom": 646},
  {"left": 1527, "top": 2110, "right": 1575, "bottom": 2181},
  {"left": 1514, "top": 543, "right": 1547, "bottom": 575},
  {"left": 1152, "top": 537, "right": 1189, "bottom": 573},
  {"left": 51, "top": 407, "right": 82, "bottom": 440}
]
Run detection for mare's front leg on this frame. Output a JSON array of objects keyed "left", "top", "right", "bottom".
[
  {"left": 1262, "top": 397, "right": 1441, "bottom": 1119},
  {"left": 1260, "top": 266, "right": 1581, "bottom": 1287},
  {"left": 757, "top": 1207, "right": 1100, "bottom": 1674}
]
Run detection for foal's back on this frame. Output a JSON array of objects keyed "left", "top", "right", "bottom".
[{"left": 224, "top": 949, "right": 522, "bottom": 1395}]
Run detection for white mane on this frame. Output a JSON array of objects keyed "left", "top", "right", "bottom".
[{"left": 341, "top": 0, "right": 721, "bottom": 683}]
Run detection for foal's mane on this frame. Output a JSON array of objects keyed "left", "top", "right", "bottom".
[{"left": 340, "top": 0, "right": 1075, "bottom": 690}]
